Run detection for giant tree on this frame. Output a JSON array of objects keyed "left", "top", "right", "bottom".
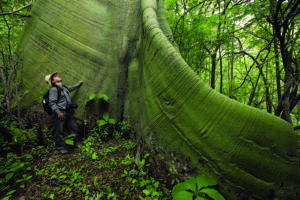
[{"left": 11, "top": 0, "right": 300, "bottom": 199}]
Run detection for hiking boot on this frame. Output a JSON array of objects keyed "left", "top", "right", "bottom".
[{"left": 58, "top": 149, "right": 68, "bottom": 154}]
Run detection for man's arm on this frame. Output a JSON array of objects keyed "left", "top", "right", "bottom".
[
  {"left": 66, "top": 81, "right": 83, "bottom": 93},
  {"left": 49, "top": 87, "right": 62, "bottom": 115}
]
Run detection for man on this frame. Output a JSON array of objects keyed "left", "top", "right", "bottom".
[{"left": 45, "top": 72, "right": 83, "bottom": 154}]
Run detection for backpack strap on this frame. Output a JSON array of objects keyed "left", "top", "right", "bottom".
[
  {"left": 54, "top": 86, "right": 63, "bottom": 102},
  {"left": 62, "top": 85, "right": 69, "bottom": 93},
  {"left": 53, "top": 85, "right": 69, "bottom": 102}
]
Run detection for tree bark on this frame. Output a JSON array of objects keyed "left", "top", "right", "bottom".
[{"left": 210, "top": 52, "right": 217, "bottom": 89}]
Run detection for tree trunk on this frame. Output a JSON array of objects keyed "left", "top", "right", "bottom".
[
  {"left": 278, "top": 35, "right": 293, "bottom": 123},
  {"left": 273, "top": 34, "right": 281, "bottom": 102},
  {"left": 15, "top": 0, "right": 300, "bottom": 199},
  {"left": 219, "top": 47, "right": 223, "bottom": 94},
  {"left": 211, "top": 52, "right": 217, "bottom": 89}
]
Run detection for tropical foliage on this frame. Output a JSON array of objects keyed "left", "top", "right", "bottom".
[
  {"left": 165, "top": 0, "right": 299, "bottom": 127},
  {"left": 0, "top": 0, "right": 299, "bottom": 199}
]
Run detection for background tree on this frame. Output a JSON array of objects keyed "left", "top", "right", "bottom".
[{"left": 166, "top": 0, "right": 300, "bottom": 127}]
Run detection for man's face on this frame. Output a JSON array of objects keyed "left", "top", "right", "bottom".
[{"left": 52, "top": 75, "right": 62, "bottom": 85}]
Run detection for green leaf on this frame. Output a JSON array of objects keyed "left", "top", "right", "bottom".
[
  {"left": 200, "top": 188, "right": 225, "bottom": 200},
  {"left": 154, "top": 181, "right": 159, "bottom": 188},
  {"left": 172, "top": 178, "right": 196, "bottom": 196},
  {"left": 5, "top": 190, "right": 16, "bottom": 196},
  {"left": 195, "top": 197, "right": 207, "bottom": 200},
  {"left": 7, "top": 152, "right": 17, "bottom": 159},
  {"left": 143, "top": 189, "right": 151, "bottom": 196},
  {"left": 108, "top": 119, "right": 116, "bottom": 124},
  {"left": 65, "top": 139, "right": 74, "bottom": 145},
  {"left": 5, "top": 173, "right": 14, "bottom": 182},
  {"left": 0, "top": 169, "right": 9, "bottom": 174},
  {"left": 84, "top": 94, "right": 97, "bottom": 105},
  {"left": 92, "top": 152, "right": 97, "bottom": 159},
  {"left": 152, "top": 191, "right": 161, "bottom": 197},
  {"left": 24, "top": 153, "right": 33, "bottom": 160},
  {"left": 172, "top": 191, "right": 193, "bottom": 200},
  {"left": 97, "top": 93, "right": 109, "bottom": 102},
  {"left": 196, "top": 174, "right": 217, "bottom": 190},
  {"left": 97, "top": 120, "right": 107, "bottom": 127},
  {"left": 103, "top": 112, "right": 109, "bottom": 121}
]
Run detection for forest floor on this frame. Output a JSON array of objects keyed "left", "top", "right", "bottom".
[
  {"left": 2, "top": 125, "right": 299, "bottom": 200},
  {"left": 2, "top": 133, "right": 174, "bottom": 200}
]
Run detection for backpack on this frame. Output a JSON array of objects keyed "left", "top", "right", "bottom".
[{"left": 42, "top": 85, "right": 66, "bottom": 115}]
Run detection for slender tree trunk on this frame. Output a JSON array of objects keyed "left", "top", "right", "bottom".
[
  {"left": 230, "top": 45, "right": 234, "bottom": 98},
  {"left": 0, "top": 60, "right": 11, "bottom": 123},
  {"left": 260, "top": 65, "right": 272, "bottom": 113},
  {"left": 11, "top": 0, "right": 24, "bottom": 155},
  {"left": 209, "top": 57, "right": 211, "bottom": 83},
  {"left": 219, "top": 47, "right": 223, "bottom": 94},
  {"left": 211, "top": 52, "right": 217, "bottom": 89},
  {"left": 227, "top": 60, "right": 229, "bottom": 93},
  {"left": 248, "top": 73, "right": 261, "bottom": 106},
  {"left": 211, "top": 0, "right": 224, "bottom": 90},
  {"left": 273, "top": 35, "right": 281, "bottom": 102}
]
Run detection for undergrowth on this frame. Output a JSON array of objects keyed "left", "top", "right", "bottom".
[
  {"left": 0, "top": 110, "right": 227, "bottom": 200},
  {"left": 0, "top": 120, "right": 174, "bottom": 200}
]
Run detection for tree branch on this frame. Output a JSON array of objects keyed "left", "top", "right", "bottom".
[
  {"left": 0, "top": 1, "right": 32, "bottom": 16},
  {"left": 0, "top": 104, "right": 18, "bottom": 121},
  {"left": 231, "top": 38, "right": 275, "bottom": 91},
  {"left": 173, "top": 1, "right": 206, "bottom": 36}
]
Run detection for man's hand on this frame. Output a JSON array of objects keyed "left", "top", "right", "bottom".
[
  {"left": 58, "top": 113, "right": 65, "bottom": 121},
  {"left": 78, "top": 81, "right": 83, "bottom": 85}
]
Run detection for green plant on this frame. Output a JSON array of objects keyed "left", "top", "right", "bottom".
[
  {"left": 1, "top": 190, "right": 16, "bottom": 200},
  {"left": 79, "top": 136, "right": 97, "bottom": 161},
  {"left": 172, "top": 174, "right": 225, "bottom": 200},
  {"left": 0, "top": 151, "right": 33, "bottom": 195},
  {"left": 168, "top": 167, "right": 180, "bottom": 185},
  {"left": 91, "top": 112, "right": 116, "bottom": 141},
  {"left": 65, "top": 133, "right": 77, "bottom": 146},
  {"left": 84, "top": 93, "right": 109, "bottom": 105},
  {"left": 112, "top": 130, "right": 123, "bottom": 140},
  {"left": 123, "top": 140, "right": 136, "bottom": 151},
  {"left": 116, "top": 121, "right": 131, "bottom": 139}
]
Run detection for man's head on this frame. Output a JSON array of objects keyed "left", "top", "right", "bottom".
[
  {"left": 45, "top": 72, "right": 62, "bottom": 87},
  {"left": 51, "top": 74, "right": 62, "bottom": 86}
]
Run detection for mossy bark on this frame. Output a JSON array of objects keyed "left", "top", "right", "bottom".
[{"left": 16, "top": 0, "right": 300, "bottom": 199}]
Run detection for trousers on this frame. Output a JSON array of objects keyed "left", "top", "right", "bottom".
[{"left": 53, "top": 111, "right": 78, "bottom": 150}]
